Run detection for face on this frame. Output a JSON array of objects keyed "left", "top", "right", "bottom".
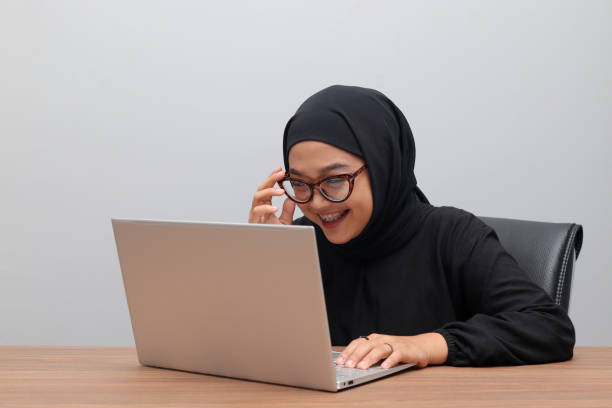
[{"left": 287, "top": 140, "right": 373, "bottom": 244}]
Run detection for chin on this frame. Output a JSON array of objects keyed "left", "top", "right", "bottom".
[
  {"left": 320, "top": 227, "right": 356, "bottom": 244},
  {"left": 324, "top": 234, "right": 350, "bottom": 244},
  {"left": 304, "top": 214, "right": 354, "bottom": 244}
]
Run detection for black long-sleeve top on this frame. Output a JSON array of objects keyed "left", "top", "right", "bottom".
[{"left": 295, "top": 206, "right": 575, "bottom": 366}]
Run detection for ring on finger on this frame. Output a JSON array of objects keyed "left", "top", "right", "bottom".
[
  {"left": 359, "top": 335, "right": 370, "bottom": 341},
  {"left": 384, "top": 342, "right": 393, "bottom": 355}
]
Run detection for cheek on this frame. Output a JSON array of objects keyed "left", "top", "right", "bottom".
[
  {"left": 298, "top": 204, "right": 318, "bottom": 222},
  {"left": 350, "top": 192, "right": 373, "bottom": 225}
]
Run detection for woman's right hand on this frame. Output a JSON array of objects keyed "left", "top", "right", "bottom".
[{"left": 248, "top": 167, "right": 296, "bottom": 225}]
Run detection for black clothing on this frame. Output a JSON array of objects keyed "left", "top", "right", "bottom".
[
  {"left": 283, "top": 85, "right": 575, "bottom": 366},
  {"left": 293, "top": 208, "right": 575, "bottom": 366}
]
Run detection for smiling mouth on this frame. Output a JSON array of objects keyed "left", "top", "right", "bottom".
[{"left": 318, "top": 209, "right": 349, "bottom": 228}]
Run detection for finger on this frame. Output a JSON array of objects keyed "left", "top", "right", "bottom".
[
  {"left": 337, "top": 333, "right": 381, "bottom": 364},
  {"left": 335, "top": 337, "right": 367, "bottom": 365},
  {"left": 250, "top": 204, "right": 279, "bottom": 216},
  {"left": 253, "top": 187, "right": 285, "bottom": 205},
  {"left": 357, "top": 344, "right": 393, "bottom": 370},
  {"left": 381, "top": 349, "right": 403, "bottom": 369},
  {"left": 268, "top": 166, "right": 282, "bottom": 176},
  {"left": 257, "top": 169, "right": 286, "bottom": 191},
  {"left": 344, "top": 340, "right": 376, "bottom": 368},
  {"left": 278, "top": 199, "right": 296, "bottom": 225},
  {"left": 381, "top": 346, "right": 428, "bottom": 369},
  {"left": 248, "top": 205, "right": 279, "bottom": 224},
  {"left": 342, "top": 333, "right": 382, "bottom": 367}
]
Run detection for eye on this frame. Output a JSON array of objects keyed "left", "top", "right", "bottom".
[
  {"left": 291, "top": 181, "right": 308, "bottom": 190},
  {"left": 324, "top": 178, "right": 346, "bottom": 188},
  {"left": 326, "top": 178, "right": 344, "bottom": 184}
]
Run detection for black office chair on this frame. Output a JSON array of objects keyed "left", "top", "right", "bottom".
[{"left": 478, "top": 216, "right": 583, "bottom": 311}]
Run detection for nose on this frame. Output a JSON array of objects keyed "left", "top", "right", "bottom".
[{"left": 309, "top": 187, "right": 329, "bottom": 209}]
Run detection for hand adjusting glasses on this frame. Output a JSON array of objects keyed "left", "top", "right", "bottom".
[{"left": 278, "top": 165, "right": 368, "bottom": 204}]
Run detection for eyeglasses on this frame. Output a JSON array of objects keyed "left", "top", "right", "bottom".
[{"left": 278, "top": 165, "right": 368, "bottom": 204}]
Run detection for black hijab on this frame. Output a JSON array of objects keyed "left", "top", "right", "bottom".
[{"left": 282, "top": 85, "right": 434, "bottom": 260}]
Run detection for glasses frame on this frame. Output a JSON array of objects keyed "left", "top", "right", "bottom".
[{"left": 278, "top": 165, "right": 368, "bottom": 204}]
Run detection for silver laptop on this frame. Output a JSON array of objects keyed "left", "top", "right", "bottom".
[{"left": 112, "top": 219, "right": 415, "bottom": 391}]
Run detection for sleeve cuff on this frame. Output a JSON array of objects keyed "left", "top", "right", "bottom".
[{"left": 433, "top": 328, "right": 468, "bottom": 366}]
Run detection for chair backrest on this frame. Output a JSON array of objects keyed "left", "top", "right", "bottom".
[{"left": 478, "top": 216, "right": 583, "bottom": 311}]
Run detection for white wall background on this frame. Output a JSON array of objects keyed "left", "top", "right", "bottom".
[{"left": 1, "top": 0, "right": 610, "bottom": 346}]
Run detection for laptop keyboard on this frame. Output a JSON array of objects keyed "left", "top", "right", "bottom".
[{"left": 332, "top": 351, "right": 388, "bottom": 382}]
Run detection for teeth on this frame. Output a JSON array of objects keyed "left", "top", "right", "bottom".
[{"left": 320, "top": 211, "right": 346, "bottom": 222}]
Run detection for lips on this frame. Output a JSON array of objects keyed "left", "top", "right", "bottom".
[
  {"left": 318, "top": 209, "right": 349, "bottom": 228},
  {"left": 319, "top": 210, "right": 346, "bottom": 222}
]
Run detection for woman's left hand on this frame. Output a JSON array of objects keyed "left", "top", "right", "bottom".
[{"left": 334, "top": 332, "right": 448, "bottom": 370}]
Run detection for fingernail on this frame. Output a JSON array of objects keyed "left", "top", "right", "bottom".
[
  {"left": 381, "top": 362, "right": 389, "bottom": 369},
  {"left": 272, "top": 206, "right": 278, "bottom": 211},
  {"left": 346, "top": 360, "right": 354, "bottom": 367},
  {"left": 336, "top": 357, "right": 344, "bottom": 364},
  {"left": 358, "top": 361, "right": 368, "bottom": 369}
]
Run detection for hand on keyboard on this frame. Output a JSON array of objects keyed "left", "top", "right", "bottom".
[{"left": 334, "top": 332, "right": 448, "bottom": 369}]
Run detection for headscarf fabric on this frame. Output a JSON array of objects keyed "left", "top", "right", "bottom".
[{"left": 283, "top": 85, "right": 433, "bottom": 259}]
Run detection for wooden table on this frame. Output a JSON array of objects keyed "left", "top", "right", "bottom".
[{"left": 1, "top": 346, "right": 611, "bottom": 407}]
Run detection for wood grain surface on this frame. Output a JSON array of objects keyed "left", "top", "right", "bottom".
[{"left": 1, "top": 346, "right": 611, "bottom": 407}]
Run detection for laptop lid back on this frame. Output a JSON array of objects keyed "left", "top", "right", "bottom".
[{"left": 112, "top": 219, "right": 337, "bottom": 391}]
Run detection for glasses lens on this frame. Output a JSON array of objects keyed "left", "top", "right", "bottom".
[
  {"left": 320, "top": 178, "right": 350, "bottom": 202},
  {"left": 281, "top": 179, "right": 311, "bottom": 202}
]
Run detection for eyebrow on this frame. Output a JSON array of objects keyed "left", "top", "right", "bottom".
[{"left": 289, "top": 162, "right": 351, "bottom": 178}]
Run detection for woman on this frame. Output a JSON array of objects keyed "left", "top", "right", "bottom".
[{"left": 248, "top": 85, "right": 575, "bottom": 370}]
